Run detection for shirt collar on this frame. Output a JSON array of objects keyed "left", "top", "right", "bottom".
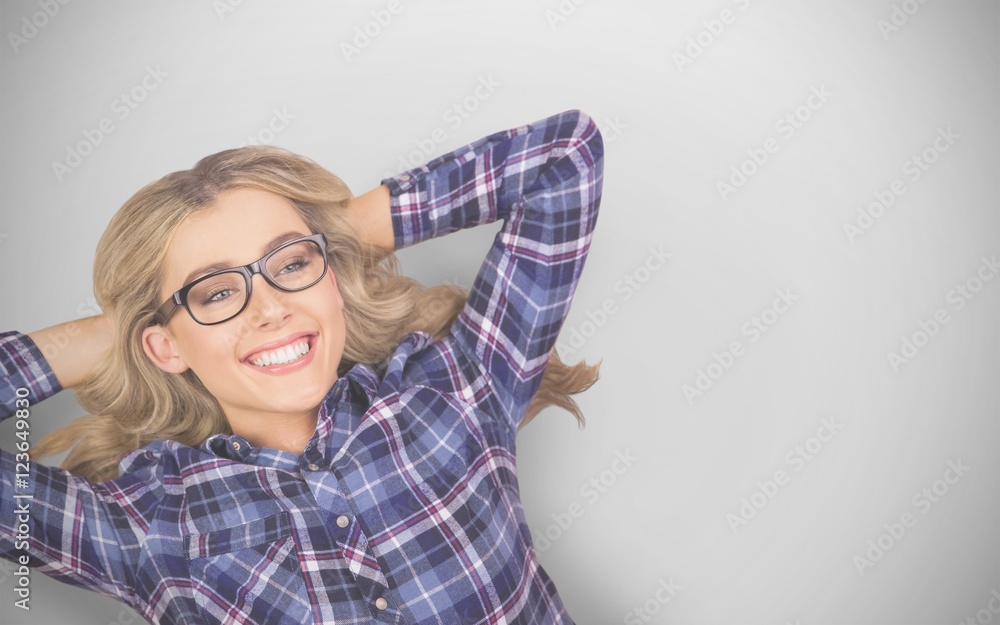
[{"left": 199, "top": 362, "right": 376, "bottom": 462}]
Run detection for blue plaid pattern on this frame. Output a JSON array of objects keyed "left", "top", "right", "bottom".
[{"left": 0, "top": 108, "right": 604, "bottom": 624}]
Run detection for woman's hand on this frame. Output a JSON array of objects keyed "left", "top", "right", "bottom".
[{"left": 27, "top": 314, "right": 114, "bottom": 390}]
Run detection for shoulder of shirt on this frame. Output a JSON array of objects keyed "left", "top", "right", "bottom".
[
  {"left": 116, "top": 438, "right": 187, "bottom": 475},
  {"left": 115, "top": 436, "right": 240, "bottom": 484},
  {"left": 360, "top": 330, "right": 488, "bottom": 404},
  {"left": 381, "top": 330, "right": 505, "bottom": 425},
  {"left": 359, "top": 330, "right": 436, "bottom": 400}
]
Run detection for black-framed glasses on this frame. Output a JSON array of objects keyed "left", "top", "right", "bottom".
[{"left": 153, "top": 233, "right": 328, "bottom": 326}]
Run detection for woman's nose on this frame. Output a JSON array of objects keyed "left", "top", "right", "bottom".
[{"left": 243, "top": 274, "right": 292, "bottom": 327}]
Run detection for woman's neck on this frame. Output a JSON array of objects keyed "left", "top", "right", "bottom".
[{"left": 229, "top": 408, "right": 319, "bottom": 455}]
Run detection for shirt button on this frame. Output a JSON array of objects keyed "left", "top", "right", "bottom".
[
  {"left": 399, "top": 174, "right": 411, "bottom": 181},
  {"left": 374, "top": 597, "right": 388, "bottom": 611},
  {"left": 232, "top": 442, "right": 241, "bottom": 451},
  {"left": 336, "top": 515, "right": 349, "bottom": 528},
  {"left": 307, "top": 463, "right": 320, "bottom": 471}
]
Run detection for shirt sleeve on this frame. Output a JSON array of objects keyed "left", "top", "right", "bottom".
[
  {"left": 380, "top": 108, "right": 605, "bottom": 432},
  {"left": 0, "top": 330, "right": 159, "bottom": 607},
  {"left": 0, "top": 330, "right": 63, "bottom": 420}
]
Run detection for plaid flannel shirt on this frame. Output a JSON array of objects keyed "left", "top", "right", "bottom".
[{"left": 0, "top": 108, "right": 604, "bottom": 624}]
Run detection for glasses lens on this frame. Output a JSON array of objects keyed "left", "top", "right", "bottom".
[
  {"left": 187, "top": 272, "right": 246, "bottom": 323},
  {"left": 265, "top": 240, "right": 326, "bottom": 290},
  {"left": 187, "top": 272, "right": 247, "bottom": 325}
]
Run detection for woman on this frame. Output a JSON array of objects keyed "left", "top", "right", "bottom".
[{"left": 0, "top": 108, "right": 605, "bottom": 624}]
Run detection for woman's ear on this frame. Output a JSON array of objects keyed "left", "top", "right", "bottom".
[{"left": 141, "top": 325, "right": 190, "bottom": 374}]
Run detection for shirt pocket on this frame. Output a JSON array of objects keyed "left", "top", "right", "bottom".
[{"left": 184, "top": 511, "right": 310, "bottom": 624}]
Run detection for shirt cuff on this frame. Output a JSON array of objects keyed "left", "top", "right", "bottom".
[
  {"left": 0, "top": 330, "right": 64, "bottom": 417},
  {"left": 380, "top": 169, "right": 432, "bottom": 251}
]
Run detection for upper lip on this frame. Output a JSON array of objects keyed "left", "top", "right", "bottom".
[{"left": 241, "top": 332, "right": 316, "bottom": 363}]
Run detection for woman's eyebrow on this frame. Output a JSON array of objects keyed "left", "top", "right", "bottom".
[
  {"left": 180, "top": 230, "right": 309, "bottom": 285},
  {"left": 260, "top": 230, "right": 309, "bottom": 255}
]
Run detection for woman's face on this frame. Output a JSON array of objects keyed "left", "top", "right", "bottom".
[{"left": 141, "top": 187, "right": 346, "bottom": 433}]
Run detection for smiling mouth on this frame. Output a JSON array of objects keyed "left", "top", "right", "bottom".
[{"left": 245, "top": 336, "right": 315, "bottom": 368}]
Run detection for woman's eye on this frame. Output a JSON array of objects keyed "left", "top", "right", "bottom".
[
  {"left": 202, "top": 289, "right": 233, "bottom": 305},
  {"left": 279, "top": 258, "right": 310, "bottom": 274}
]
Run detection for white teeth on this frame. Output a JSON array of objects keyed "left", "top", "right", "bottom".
[{"left": 250, "top": 339, "right": 310, "bottom": 367}]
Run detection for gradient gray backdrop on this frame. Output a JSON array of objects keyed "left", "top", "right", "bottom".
[{"left": 1, "top": 1, "right": 997, "bottom": 624}]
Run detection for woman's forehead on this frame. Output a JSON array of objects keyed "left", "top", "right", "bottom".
[{"left": 163, "top": 189, "right": 310, "bottom": 288}]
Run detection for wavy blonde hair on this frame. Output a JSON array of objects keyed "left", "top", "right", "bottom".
[{"left": 30, "top": 145, "right": 601, "bottom": 482}]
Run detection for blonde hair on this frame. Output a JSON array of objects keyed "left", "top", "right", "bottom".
[{"left": 31, "top": 145, "right": 601, "bottom": 482}]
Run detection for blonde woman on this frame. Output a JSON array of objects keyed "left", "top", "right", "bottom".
[{"left": 0, "top": 108, "right": 604, "bottom": 624}]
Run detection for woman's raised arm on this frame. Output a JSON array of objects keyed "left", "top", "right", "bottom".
[
  {"left": 1, "top": 326, "right": 157, "bottom": 613},
  {"left": 345, "top": 183, "right": 395, "bottom": 253},
  {"left": 376, "top": 108, "right": 605, "bottom": 433},
  {"left": 25, "top": 314, "right": 113, "bottom": 391}
]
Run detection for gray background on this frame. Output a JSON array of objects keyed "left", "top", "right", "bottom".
[{"left": 1, "top": 1, "right": 998, "bottom": 624}]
